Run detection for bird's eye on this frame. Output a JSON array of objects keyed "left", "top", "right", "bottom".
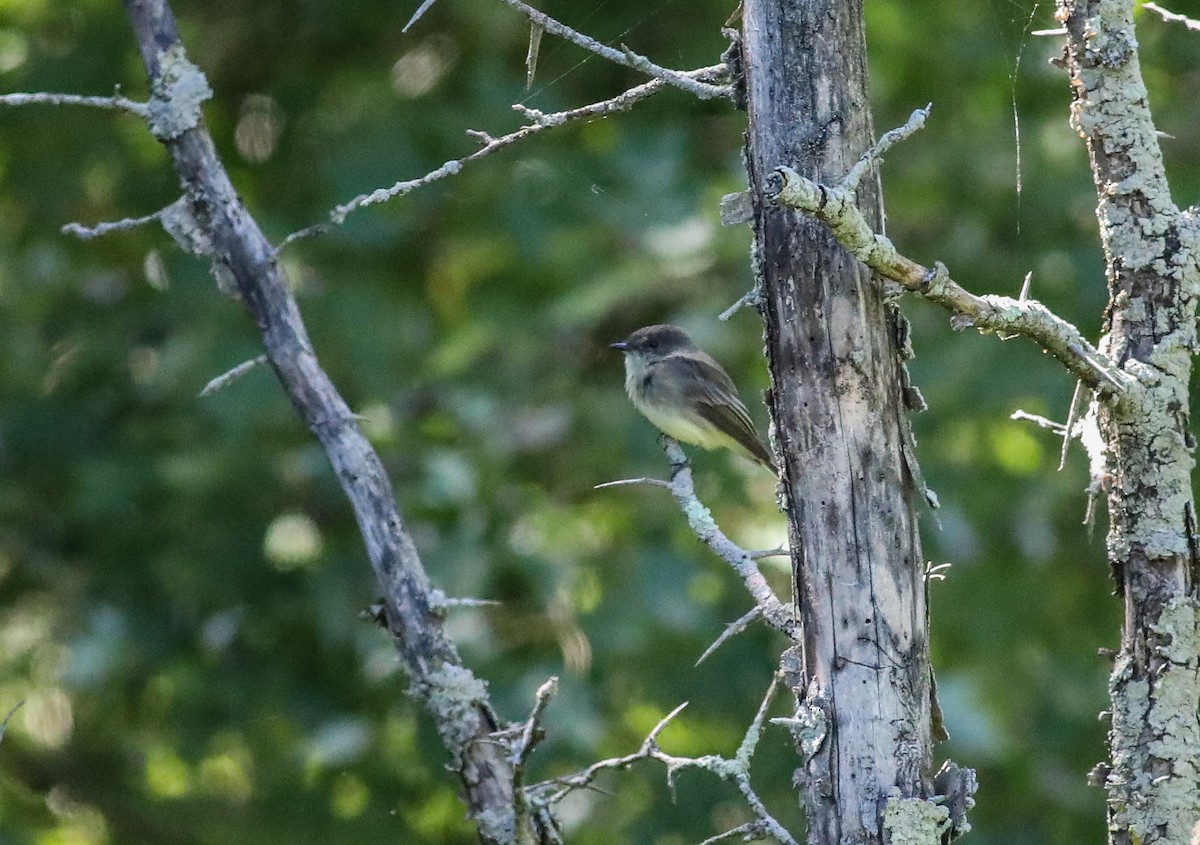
[{"left": 647, "top": 340, "right": 659, "bottom": 349}]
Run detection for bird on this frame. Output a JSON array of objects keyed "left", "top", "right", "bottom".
[{"left": 610, "top": 324, "right": 775, "bottom": 471}]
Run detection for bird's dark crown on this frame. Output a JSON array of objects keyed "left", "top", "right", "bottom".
[{"left": 612, "top": 324, "right": 695, "bottom": 355}]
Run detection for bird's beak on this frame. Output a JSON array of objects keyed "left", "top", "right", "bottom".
[{"left": 609, "top": 341, "right": 629, "bottom": 352}]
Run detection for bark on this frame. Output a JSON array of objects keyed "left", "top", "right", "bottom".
[
  {"left": 119, "top": 3, "right": 526, "bottom": 843},
  {"left": 1057, "top": 1, "right": 1200, "bottom": 842},
  {"left": 740, "top": 1, "right": 937, "bottom": 842}
]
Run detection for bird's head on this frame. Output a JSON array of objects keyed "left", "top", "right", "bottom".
[{"left": 610, "top": 324, "right": 695, "bottom": 362}]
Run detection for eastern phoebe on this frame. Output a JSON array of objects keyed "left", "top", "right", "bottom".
[{"left": 611, "top": 324, "right": 776, "bottom": 471}]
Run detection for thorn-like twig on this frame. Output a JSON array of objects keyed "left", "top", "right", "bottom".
[
  {"left": 198, "top": 355, "right": 268, "bottom": 397},
  {"left": 696, "top": 821, "right": 768, "bottom": 845},
  {"left": 0, "top": 90, "right": 149, "bottom": 117},
  {"left": 594, "top": 477, "right": 672, "bottom": 490},
  {"left": 719, "top": 287, "right": 761, "bottom": 321},
  {"left": 1059, "top": 379, "right": 1085, "bottom": 471},
  {"left": 696, "top": 606, "right": 763, "bottom": 666},
  {"left": 1010, "top": 410, "right": 1068, "bottom": 434},
  {"left": 402, "top": 0, "right": 440, "bottom": 31},
  {"left": 1143, "top": 2, "right": 1200, "bottom": 32},
  {"left": 734, "top": 673, "right": 779, "bottom": 767},
  {"left": 525, "top": 22, "right": 544, "bottom": 89},
  {"left": 0, "top": 700, "right": 24, "bottom": 747},
  {"left": 427, "top": 589, "right": 502, "bottom": 614}
]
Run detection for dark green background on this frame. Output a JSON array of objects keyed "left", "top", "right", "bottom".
[{"left": 2, "top": 0, "right": 1196, "bottom": 842}]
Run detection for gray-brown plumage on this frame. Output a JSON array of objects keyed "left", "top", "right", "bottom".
[{"left": 610, "top": 324, "right": 775, "bottom": 471}]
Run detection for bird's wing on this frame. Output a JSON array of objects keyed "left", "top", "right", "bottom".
[{"left": 665, "top": 353, "right": 775, "bottom": 468}]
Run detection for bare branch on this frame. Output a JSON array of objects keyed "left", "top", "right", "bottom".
[
  {"left": 512, "top": 677, "right": 558, "bottom": 790},
  {"left": 594, "top": 476, "right": 672, "bottom": 490},
  {"left": 279, "top": 66, "right": 724, "bottom": 251},
  {"left": 198, "top": 355, "right": 268, "bottom": 397},
  {"left": 525, "top": 22, "right": 544, "bottom": 89},
  {"left": 719, "top": 286, "right": 761, "bottom": 321},
  {"left": 61, "top": 208, "right": 168, "bottom": 241},
  {"left": 532, "top": 701, "right": 690, "bottom": 804},
  {"left": 1010, "top": 409, "right": 1068, "bottom": 434},
  {"left": 734, "top": 673, "right": 779, "bottom": 768},
  {"left": 843, "top": 104, "right": 931, "bottom": 192},
  {"left": 695, "top": 606, "right": 763, "bottom": 667},
  {"left": 768, "top": 165, "right": 1125, "bottom": 393},
  {"left": 696, "top": 822, "right": 769, "bottom": 845},
  {"left": 526, "top": 679, "right": 798, "bottom": 845},
  {"left": 119, "top": 3, "right": 522, "bottom": 841},
  {"left": 0, "top": 90, "right": 149, "bottom": 117},
  {"left": 598, "top": 438, "right": 799, "bottom": 640},
  {"left": 0, "top": 700, "right": 24, "bottom": 747},
  {"left": 1143, "top": 2, "right": 1200, "bottom": 32},
  {"left": 495, "top": 0, "right": 731, "bottom": 99},
  {"left": 1058, "top": 379, "right": 1085, "bottom": 471},
  {"left": 402, "top": 0, "right": 441, "bottom": 32}
]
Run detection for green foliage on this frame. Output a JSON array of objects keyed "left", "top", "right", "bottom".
[{"left": 1, "top": 0, "right": 1196, "bottom": 842}]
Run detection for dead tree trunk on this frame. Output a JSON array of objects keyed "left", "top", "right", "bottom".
[
  {"left": 1057, "top": 2, "right": 1200, "bottom": 843},
  {"left": 741, "top": 1, "right": 938, "bottom": 841}
]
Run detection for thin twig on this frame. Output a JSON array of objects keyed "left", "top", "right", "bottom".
[
  {"left": 513, "top": 677, "right": 559, "bottom": 774},
  {"left": 748, "top": 547, "right": 789, "bottom": 560},
  {"left": 278, "top": 66, "right": 724, "bottom": 251},
  {"left": 198, "top": 355, "right": 268, "bottom": 397},
  {"left": 1058, "top": 379, "right": 1085, "bottom": 471},
  {"left": 0, "top": 700, "right": 24, "bottom": 747},
  {"left": 495, "top": 0, "right": 730, "bottom": 99},
  {"left": 0, "top": 90, "right": 149, "bottom": 117},
  {"left": 696, "top": 606, "right": 763, "bottom": 667},
  {"left": 719, "top": 287, "right": 761, "bottom": 321},
  {"left": 697, "top": 822, "right": 768, "bottom": 845},
  {"left": 526, "top": 23, "right": 544, "bottom": 89},
  {"left": 843, "top": 104, "right": 931, "bottom": 192},
  {"left": 1010, "top": 410, "right": 1067, "bottom": 434},
  {"left": 594, "top": 477, "right": 672, "bottom": 490},
  {"left": 62, "top": 208, "right": 167, "bottom": 241},
  {"left": 1143, "top": 2, "right": 1200, "bottom": 31},
  {"left": 532, "top": 701, "right": 690, "bottom": 804},
  {"left": 402, "top": 0, "right": 441, "bottom": 31},
  {"left": 734, "top": 673, "right": 779, "bottom": 767},
  {"left": 597, "top": 438, "right": 799, "bottom": 640}
]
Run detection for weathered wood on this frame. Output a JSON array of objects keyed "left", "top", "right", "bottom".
[
  {"left": 120, "top": 3, "right": 525, "bottom": 843},
  {"left": 740, "top": 1, "right": 936, "bottom": 842},
  {"left": 1057, "top": 2, "right": 1200, "bottom": 843}
]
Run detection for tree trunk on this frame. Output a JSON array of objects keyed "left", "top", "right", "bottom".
[
  {"left": 740, "top": 1, "right": 937, "bottom": 842},
  {"left": 1057, "top": 2, "right": 1200, "bottom": 843}
]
